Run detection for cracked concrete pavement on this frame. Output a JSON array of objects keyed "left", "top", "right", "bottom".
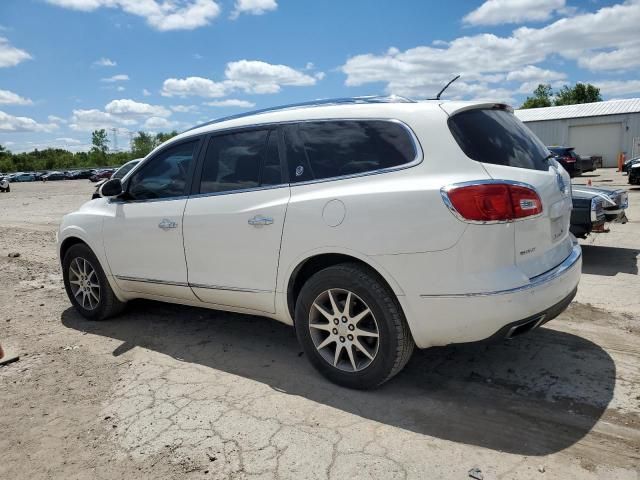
[{"left": 1, "top": 170, "right": 639, "bottom": 479}]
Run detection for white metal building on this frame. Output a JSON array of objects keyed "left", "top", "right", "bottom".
[{"left": 515, "top": 98, "right": 640, "bottom": 167}]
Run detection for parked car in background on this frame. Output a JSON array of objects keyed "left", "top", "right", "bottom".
[
  {"left": 10, "top": 173, "right": 36, "bottom": 182},
  {"left": 0, "top": 175, "right": 9, "bottom": 192},
  {"left": 59, "top": 97, "right": 581, "bottom": 389},
  {"left": 68, "top": 169, "right": 96, "bottom": 180},
  {"left": 570, "top": 185, "right": 629, "bottom": 238},
  {"left": 622, "top": 156, "right": 640, "bottom": 174},
  {"left": 92, "top": 159, "right": 141, "bottom": 198},
  {"left": 548, "top": 146, "right": 582, "bottom": 177},
  {"left": 42, "top": 171, "right": 68, "bottom": 181},
  {"left": 629, "top": 162, "right": 640, "bottom": 185},
  {"left": 89, "top": 169, "right": 115, "bottom": 182}
]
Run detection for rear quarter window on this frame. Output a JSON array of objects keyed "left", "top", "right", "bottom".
[
  {"left": 448, "top": 108, "right": 550, "bottom": 171},
  {"left": 283, "top": 120, "right": 417, "bottom": 182}
]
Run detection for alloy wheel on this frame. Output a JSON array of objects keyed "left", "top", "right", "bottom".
[
  {"left": 68, "top": 257, "right": 101, "bottom": 310},
  {"left": 308, "top": 288, "right": 380, "bottom": 372}
]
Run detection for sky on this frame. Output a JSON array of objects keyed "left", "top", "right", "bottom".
[{"left": 1, "top": 0, "right": 639, "bottom": 153}]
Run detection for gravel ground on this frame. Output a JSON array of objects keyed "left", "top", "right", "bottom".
[{"left": 1, "top": 170, "right": 639, "bottom": 479}]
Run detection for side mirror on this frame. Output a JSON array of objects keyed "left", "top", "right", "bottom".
[{"left": 99, "top": 178, "right": 123, "bottom": 198}]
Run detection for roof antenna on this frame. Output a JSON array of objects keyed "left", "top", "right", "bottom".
[{"left": 431, "top": 74, "right": 461, "bottom": 100}]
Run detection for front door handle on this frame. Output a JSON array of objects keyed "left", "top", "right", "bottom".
[
  {"left": 158, "top": 218, "right": 178, "bottom": 231},
  {"left": 248, "top": 215, "right": 274, "bottom": 226}
]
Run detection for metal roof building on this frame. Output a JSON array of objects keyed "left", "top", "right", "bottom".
[{"left": 515, "top": 98, "right": 640, "bottom": 167}]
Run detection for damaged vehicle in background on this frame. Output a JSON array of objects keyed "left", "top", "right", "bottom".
[{"left": 570, "top": 185, "right": 629, "bottom": 238}]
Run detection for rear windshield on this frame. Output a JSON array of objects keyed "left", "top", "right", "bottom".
[{"left": 448, "top": 108, "right": 550, "bottom": 171}]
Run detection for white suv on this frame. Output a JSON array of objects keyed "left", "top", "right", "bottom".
[{"left": 58, "top": 96, "right": 581, "bottom": 388}]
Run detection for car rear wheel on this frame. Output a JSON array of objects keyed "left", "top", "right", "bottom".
[
  {"left": 63, "top": 243, "right": 125, "bottom": 321},
  {"left": 295, "top": 263, "right": 414, "bottom": 389}
]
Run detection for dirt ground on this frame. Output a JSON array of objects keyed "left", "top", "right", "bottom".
[{"left": 1, "top": 169, "right": 638, "bottom": 480}]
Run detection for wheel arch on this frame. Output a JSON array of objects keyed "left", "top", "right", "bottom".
[
  {"left": 59, "top": 236, "right": 89, "bottom": 265},
  {"left": 285, "top": 251, "right": 404, "bottom": 322}
]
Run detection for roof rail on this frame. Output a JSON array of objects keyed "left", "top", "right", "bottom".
[{"left": 183, "top": 95, "right": 415, "bottom": 132}]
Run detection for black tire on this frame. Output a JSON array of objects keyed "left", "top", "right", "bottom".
[
  {"left": 295, "top": 263, "right": 414, "bottom": 389},
  {"left": 62, "top": 243, "right": 125, "bottom": 321}
]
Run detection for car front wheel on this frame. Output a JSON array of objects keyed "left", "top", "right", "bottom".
[
  {"left": 295, "top": 263, "right": 414, "bottom": 389},
  {"left": 62, "top": 243, "right": 125, "bottom": 320}
]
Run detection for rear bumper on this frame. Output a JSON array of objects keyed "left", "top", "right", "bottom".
[{"left": 394, "top": 242, "right": 582, "bottom": 348}]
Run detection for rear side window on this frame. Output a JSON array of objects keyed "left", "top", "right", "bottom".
[
  {"left": 283, "top": 120, "right": 417, "bottom": 183},
  {"left": 448, "top": 108, "right": 550, "bottom": 171},
  {"left": 199, "top": 129, "right": 281, "bottom": 194}
]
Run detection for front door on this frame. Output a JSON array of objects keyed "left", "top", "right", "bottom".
[
  {"left": 183, "top": 128, "right": 289, "bottom": 313},
  {"left": 103, "top": 138, "right": 201, "bottom": 299}
]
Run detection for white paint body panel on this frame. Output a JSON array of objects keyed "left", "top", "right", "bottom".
[
  {"left": 57, "top": 100, "right": 581, "bottom": 349},
  {"left": 183, "top": 187, "right": 290, "bottom": 313}
]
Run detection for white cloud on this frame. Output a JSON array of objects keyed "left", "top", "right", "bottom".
[
  {"left": 592, "top": 79, "right": 640, "bottom": 97},
  {"left": 342, "top": 1, "right": 640, "bottom": 100},
  {"left": 577, "top": 43, "right": 640, "bottom": 71},
  {"left": 0, "top": 37, "right": 32, "bottom": 68},
  {"left": 162, "top": 60, "right": 319, "bottom": 99},
  {"left": 170, "top": 104, "right": 200, "bottom": 113},
  {"left": 506, "top": 65, "right": 567, "bottom": 93},
  {"left": 143, "top": 116, "right": 177, "bottom": 130},
  {"left": 0, "top": 89, "right": 33, "bottom": 106},
  {"left": 463, "top": 0, "right": 566, "bottom": 26},
  {"left": 93, "top": 57, "right": 116, "bottom": 67},
  {"left": 231, "top": 0, "right": 277, "bottom": 19},
  {"left": 162, "top": 76, "right": 228, "bottom": 98},
  {"left": 46, "top": 0, "right": 221, "bottom": 31},
  {"left": 70, "top": 99, "right": 174, "bottom": 131},
  {"left": 55, "top": 137, "right": 82, "bottom": 144},
  {"left": 205, "top": 99, "right": 255, "bottom": 108},
  {"left": 225, "top": 60, "right": 317, "bottom": 93},
  {"left": 0, "top": 111, "right": 57, "bottom": 132},
  {"left": 142, "top": 88, "right": 152, "bottom": 96},
  {"left": 48, "top": 115, "right": 67, "bottom": 123},
  {"left": 116, "top": 86, "right": 126, "bottom": 91},
  {"left": 69, "top": 108, "right": 134, "bottom": 131},
  {"left": 105, "top": 99, "right": 171, "bottom": 119},
  {"left": 101, "top": 74, "right": 129, "bottom": 82}
]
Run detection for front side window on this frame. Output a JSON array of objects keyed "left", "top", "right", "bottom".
[
  {"left": 127, "top": 140, "right": 197, "bottom": 200},
  {"left": 199, "top": 129, "right": 281, "bottom": 194},
  {"left": 283, "top": 120, "right": 417, "bottom": 183}
]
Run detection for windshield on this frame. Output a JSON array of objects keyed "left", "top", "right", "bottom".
[{"left": 448, "top": 108, "right": 550, "bottom": 171}]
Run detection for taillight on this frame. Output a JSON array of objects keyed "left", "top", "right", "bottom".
[
  {"left": 561, "top": 155, "right": 576, "bottom": 163},
  {"left": 442, "top": 182, "right": 542, "bottom": 223}
]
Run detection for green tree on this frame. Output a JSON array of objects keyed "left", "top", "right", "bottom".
[
  {"left": 155, "top": 130, "right": 179, "bottom": 146},
  {"left": 520, "top": 82, "right": 603, "bottom": 109},
  {"left": 91, "top": 129, "right": 110, "bottom": 164},
  {"left": 131, "top": 131, "right": 155, "bottom": 158},
  {"left": 520, "top": 84, "right": 553, "bottom": 109},
  {"left": 554, "top": 83, "right": 602, "bottom": 106}
]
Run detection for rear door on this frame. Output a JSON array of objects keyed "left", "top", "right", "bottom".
[
  {"left": 447, "top": 106, "right": 574, "bottom": 278},
  {"left": 183, "top": 127, "right": 289, "bottom": 313}
]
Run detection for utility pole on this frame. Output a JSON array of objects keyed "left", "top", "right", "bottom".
[{"left": 110, "top": 128, "right": 118, "bottom": 152}]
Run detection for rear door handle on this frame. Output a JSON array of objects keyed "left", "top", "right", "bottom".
[
  {"left": 158, "top": 218, "right": 178, "bottom": 231},
  {"left": 248, "top": 215, "right": 274, "bottom": 226}
]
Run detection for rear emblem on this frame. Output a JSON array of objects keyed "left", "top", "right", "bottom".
[{"left": 295, "top": 165, "right": 304, "bottom": 177}]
